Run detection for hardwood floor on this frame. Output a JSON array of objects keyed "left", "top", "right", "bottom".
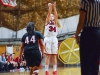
[{"left": 0, "top": 67, "right": 81, "bottom": 75}]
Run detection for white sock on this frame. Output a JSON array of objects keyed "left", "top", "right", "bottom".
[
  {"left": 53, "top": 65, "right": 57, "bottom": 71},
  {"left": 45, "top": 65, "right": 49, "bottom": 71}
]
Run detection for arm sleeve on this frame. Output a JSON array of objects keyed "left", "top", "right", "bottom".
[{"left": 79, "top": 0, "right": 88, "bottom": 12}]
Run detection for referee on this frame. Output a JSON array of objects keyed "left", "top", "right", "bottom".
[
  {"left": 75, "top": 0, "right": 100, "bottom": 75},
  {"left": 19, "top": 22, "right": 44, "bottom": 75}
]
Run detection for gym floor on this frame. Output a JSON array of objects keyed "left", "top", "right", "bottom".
[{"left": 0, "top": 67, "right": 81, "bottom": 75}]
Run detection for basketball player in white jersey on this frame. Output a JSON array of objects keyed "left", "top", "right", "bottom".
[{"left": 44, "top": 2, "right": 61, "bottom": 75}]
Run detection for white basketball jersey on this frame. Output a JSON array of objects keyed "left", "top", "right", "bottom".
[{"left": 44, "top": 21, "right": 57, "bottom": 37}]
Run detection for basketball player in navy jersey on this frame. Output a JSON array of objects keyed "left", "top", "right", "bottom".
[
  {"left": 44, "top": 2, "right": 61, "bottom": 75},
  {"left": 19, "top": 22, "right": 44, "bottom": 75}
]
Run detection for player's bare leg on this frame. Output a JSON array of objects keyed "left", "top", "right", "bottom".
[
  {"left": 52, "top": 55, "right": 57, "bottom": 75},
  {"left": 29, "top": 66, "right": 39, "bottom": 75},
  {"left": 45, "top": 54, "right": 50, "bottom": 75},
  {"left": 29, "top": 67, "right": 34, "bottom": 75}
]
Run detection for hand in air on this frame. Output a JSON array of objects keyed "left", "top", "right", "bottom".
[{"left": 48, "top": 3, "right": 52, "bottom": 7}]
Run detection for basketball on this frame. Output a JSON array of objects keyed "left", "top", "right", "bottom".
[{"left": 48, "top": 3, "right": 52, "bottom": 7}]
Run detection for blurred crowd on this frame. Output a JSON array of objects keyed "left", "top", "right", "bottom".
[{"left": 0, "top": 52, "right": 28, "bottom": 73}]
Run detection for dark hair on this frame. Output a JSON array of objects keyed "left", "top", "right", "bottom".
[{"left": 26, "top": 22, "right": 35, "bottom": 34}]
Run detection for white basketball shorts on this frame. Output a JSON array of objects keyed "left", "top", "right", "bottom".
[{"left": 44, "top": 36, "right": 58, "bottom": 54}]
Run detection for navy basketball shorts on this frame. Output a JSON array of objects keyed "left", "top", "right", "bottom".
[{"left": 24, "top": 50, "right": 41, "bottom": 67}]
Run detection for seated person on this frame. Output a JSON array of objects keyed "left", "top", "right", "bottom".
[{"left": 0, "top": 53, "right": 8, "bottom": 72}]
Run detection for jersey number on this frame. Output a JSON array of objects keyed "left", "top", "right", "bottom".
[
  {"left": 49, "top": 26, "right": 56, "bottom": 32},
  {"left": 25, "top": 36, "right": 35, "bottom": 44}
]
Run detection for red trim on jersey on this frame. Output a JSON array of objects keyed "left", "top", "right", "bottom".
[{"left": 45, "top": 20, "right": 55, "bottom": 26}]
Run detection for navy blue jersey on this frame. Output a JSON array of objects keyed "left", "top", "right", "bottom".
[{"left": 21, "top": 31, "right": 43, "bottom": 51}]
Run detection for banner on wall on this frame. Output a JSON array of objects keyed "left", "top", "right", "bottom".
[{"left": 6, "top": 44, "right": 13, "bottom": 54}]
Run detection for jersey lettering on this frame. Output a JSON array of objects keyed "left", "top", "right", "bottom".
[
  {"left": 25, "top": 37, "right": 29, "bottom": 44},
  {"left": 30, "top": 36, "right": 36, "bottom": 43},
  {"left": 25, "top": 36, "right": 36, "bottom": 44},
  {"left": 49, "top": 26, "right": 56, "bottom": 32}
]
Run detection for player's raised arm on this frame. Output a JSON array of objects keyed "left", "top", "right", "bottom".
[
  {"left": 53, "top": 1, "right": 62, "bottom": 28},
  {"left": 45, "top": 3, "right": 52, "bottom": 25},
  {"left": 53, "top": 2, "right": 57, "bottom": 25}
]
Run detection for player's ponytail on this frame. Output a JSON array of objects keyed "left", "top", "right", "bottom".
[
  {"left": 27, "top": 27, "right": 33, "bottom": 34},
  {"left": 26, "top": 22, "right": 35, "bottom": 34}
]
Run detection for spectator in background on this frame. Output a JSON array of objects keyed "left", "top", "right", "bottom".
[
  {"left": 0, "top": 53, "right": 8, "bottom": 72},
  {"left": 14, "top": 56, "right": 20, "bottom": 72},
  {"left": 7, "top": 54, "right": 15, "bottom": 72}
]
